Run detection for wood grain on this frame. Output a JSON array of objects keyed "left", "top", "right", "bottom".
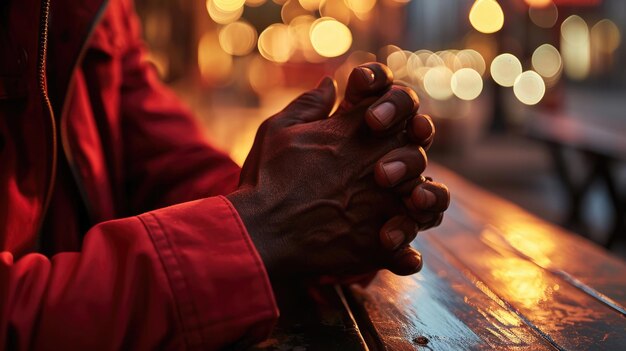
[{"left": 349, "top": 164, "right": 626, "bottom": 350}]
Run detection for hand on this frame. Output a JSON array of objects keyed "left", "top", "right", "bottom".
[
  {"left": 227, "top": 63, "right": 449, "bottom": 278},
  {"left": 336, "top": 63, "right": 450, "bottom": 275}
]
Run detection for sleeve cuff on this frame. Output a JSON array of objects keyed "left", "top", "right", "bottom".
[{"left": 139, "top": 196, "right": 279, "bottom": 350}]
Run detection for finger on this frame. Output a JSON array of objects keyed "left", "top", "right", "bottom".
[
  {"left": 281, "top": 76, "right": 337, "bottom": 124},
  {"left": 337, "top": 62, "right": 394, "bottom": 113},
  {"left": 410, "top": 211, "right": 438, "bottom": 223},
  {"left": 365, "top": 85, "right": 419, "bottom": 134},
  {"left": 407, "top": 114, "right": 435, "bottom": 150},
  {"left": 374, "top": 146, "right": 428, "bottom": 188},
  {"left": 410, "top": 181, "right": 451, "bottom": 212},
  {"left": 387, "top": 246, "right": 423, "bottom": 276},
  {"left": 379, "top": 215, "right": 419, "bottom": 251},
  {"left": 394, "top": 176, "right": 427, "bottom": 195},
  {"left": 407, "top": 211, "right": 444, "bottom": 231},
  {"left": 419, "top": 213, "right": 445, "bottom": 231}
]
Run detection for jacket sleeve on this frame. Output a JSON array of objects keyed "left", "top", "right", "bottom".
[
  {"left": 118, "top": 0, "right": 240, "bottom": 213},
  {"left": 1, "top": 196, "right": 279, "bottom": 350}
]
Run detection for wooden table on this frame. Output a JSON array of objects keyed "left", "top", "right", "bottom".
[{"left": 252, "top": 164, "right": 626, "bottom": 351}]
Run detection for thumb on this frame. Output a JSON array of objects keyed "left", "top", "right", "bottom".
[
  {"left": 336, "top": 62, "right": 393, "bottom": 114},
  {"left": 282, "top": 77, "right": 337, "bottom": 123}
]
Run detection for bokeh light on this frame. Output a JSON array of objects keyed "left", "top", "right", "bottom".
[
  {"left": 532, "top": 44, "right": 561, "bottom": 78},
  {"left": 561, "top": 15, "right": 589, "bottom": 43},
  {"left": 288, "top": 15, "right": 324, "bottom": 62},
  {"left": 591, "top": 19, "right": 621, "bottom": 54},
  {"left": 524, "top": 0, "right": 552, "bottom": 8},
  {"left": 406, "top": 50, "right": 428, "bottom": 84},
  {"left": 206, "top": 0, "right": 243, "bottom": 24},
  {"left": 439, "top": 50, "right": 462, "bottom": 72},
  {"left": 424, "top": 66, "right": 454, "bottom": 100},
  {"left": 561, "top": 15, "right": 590, "bottom": 80},
  {"left": 298, "top": 0, "right": 321, "bottom": 11},
  {"left": 310, "top": 17, "right": 352, "bottom": 57},
  {"left": 513, "top": 71, "right": 545, "bottom": 105},
  {"left": 219, "top": 21, "right": 258, "bottom": 56},
  {"left": 386, "top": 0, "right": 410, "bottom": 4},
  {"left": 463, "top": 32, "right": 498, "bottom": 68},
  {"left": 457, "top": 49, "right": 486, "bottom": 76},
  {"left": 281, "top": 0, "right": 309, "bottom": 24},
  {"left": 469, "top": 0, "right": 505, "bottom": 34},
  {"left": 247, "top": 55, "right": 285, "bottom": 94},
  {"left": 319, "top": 0, "right": 351, "bottom": 24},
  {"left": 387, "top": 50, "right": 410, "bottom": 80},
  {"left": 198, "top": 32, "right": 233, "bottom": 84},
  {"left": 345, "top": 0, "right": 377, "bottom": 19},
  {"left": 213, "top": 0, "right": 245, "bottom": 12},
  {"left": 245, "top": 0, "right": 267, "bottom": 7},
  {"left": 258, "top": 23, "right": 295, "bottom": 62},
  {"left": 490, "top": 53, "right": 522, "bottom": 87},
  {"left": 424, "top": 52, "right": 445, "bottom": 68},
  {"left": 528, "top": 1, "right": 558, "bottom": 28},
  {"left": 451, "top": 68, "right": 483, "bottom": 100}
]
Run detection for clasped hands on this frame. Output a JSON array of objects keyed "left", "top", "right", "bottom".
[{"left": 227, "top": 63, "right": 450, "bottom": 279}]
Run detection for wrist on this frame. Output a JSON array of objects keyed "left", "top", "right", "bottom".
[{"left": 226, "top": 188, "right": 280, "bottom": 278}]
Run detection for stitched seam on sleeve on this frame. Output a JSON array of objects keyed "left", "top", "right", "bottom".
[
  {"left": 139, "top": 213, "right": 203, "bottom": 351},
  {"left": 218, "top": 196, "right": 277, "bottom": 317},
  {"left": 152, "top": 213, "right": 207, "bottom": 349}
]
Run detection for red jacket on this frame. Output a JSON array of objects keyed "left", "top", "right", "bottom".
[{"left": 0, "top": 0, "right": 278, "bottom": 349}]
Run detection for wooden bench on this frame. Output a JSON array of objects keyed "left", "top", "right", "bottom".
[
  {"left": 252, "top": 163, "right": 626, "bottom": 350},
  {"left": 525, "top": 113, "right": 626, "bottom": 247}
]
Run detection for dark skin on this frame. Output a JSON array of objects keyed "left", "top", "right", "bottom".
[{"left": 227, "top": 63, "right": 450, "bottom": 279}]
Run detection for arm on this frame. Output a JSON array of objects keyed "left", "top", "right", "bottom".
[
  {"left": 2, "top": 2, "right": 278, "bottom": 348},
  {"left": 118, "top": 0, "right": 239, "bottom": 213},
  {"left": 1, "top": 197, "right": 278, "bottom": 350}
]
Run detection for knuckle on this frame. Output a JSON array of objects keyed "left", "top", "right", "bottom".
[
  {"left": 259, "top": 117, "right": 275, "bottom": 132},
  {"left": 296, "top": 91, "right": 325, "bottom": 108},
  {"left": 261, "top": 115, "right": 283, "bottom": 132}
]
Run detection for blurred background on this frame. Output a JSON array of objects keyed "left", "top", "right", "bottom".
[{"left": 133, "top": 0, "right": 625, "bottom": 256}]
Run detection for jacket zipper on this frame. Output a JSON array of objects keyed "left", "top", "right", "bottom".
[
  {"left": 35, "top": 0, "right": 58, "bottom": 242},
  {"left": 34, "top": 0, "right": 110, "bottom": 238}
]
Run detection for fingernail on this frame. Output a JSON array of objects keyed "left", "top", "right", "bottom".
[
  {"left": 359, "top": 67, "right": 375, "bottom": 84},
  {"left": 370, "top": 102, "right": 396, "bottom": 128},
  {"left": 413, "top": 115, "right": 434, "bottom": 142},
  {"left": 409, "top": 252, "right": 423, "bottom": 273},
  {"left": 386, "top": 230, "right": 405, "bottom": 250},
  {"left": 415, "top": 188, "right": 437, "bottom": 209},
  {"left": 381, "top": 161, "right": 406, "bottom": 185}
]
